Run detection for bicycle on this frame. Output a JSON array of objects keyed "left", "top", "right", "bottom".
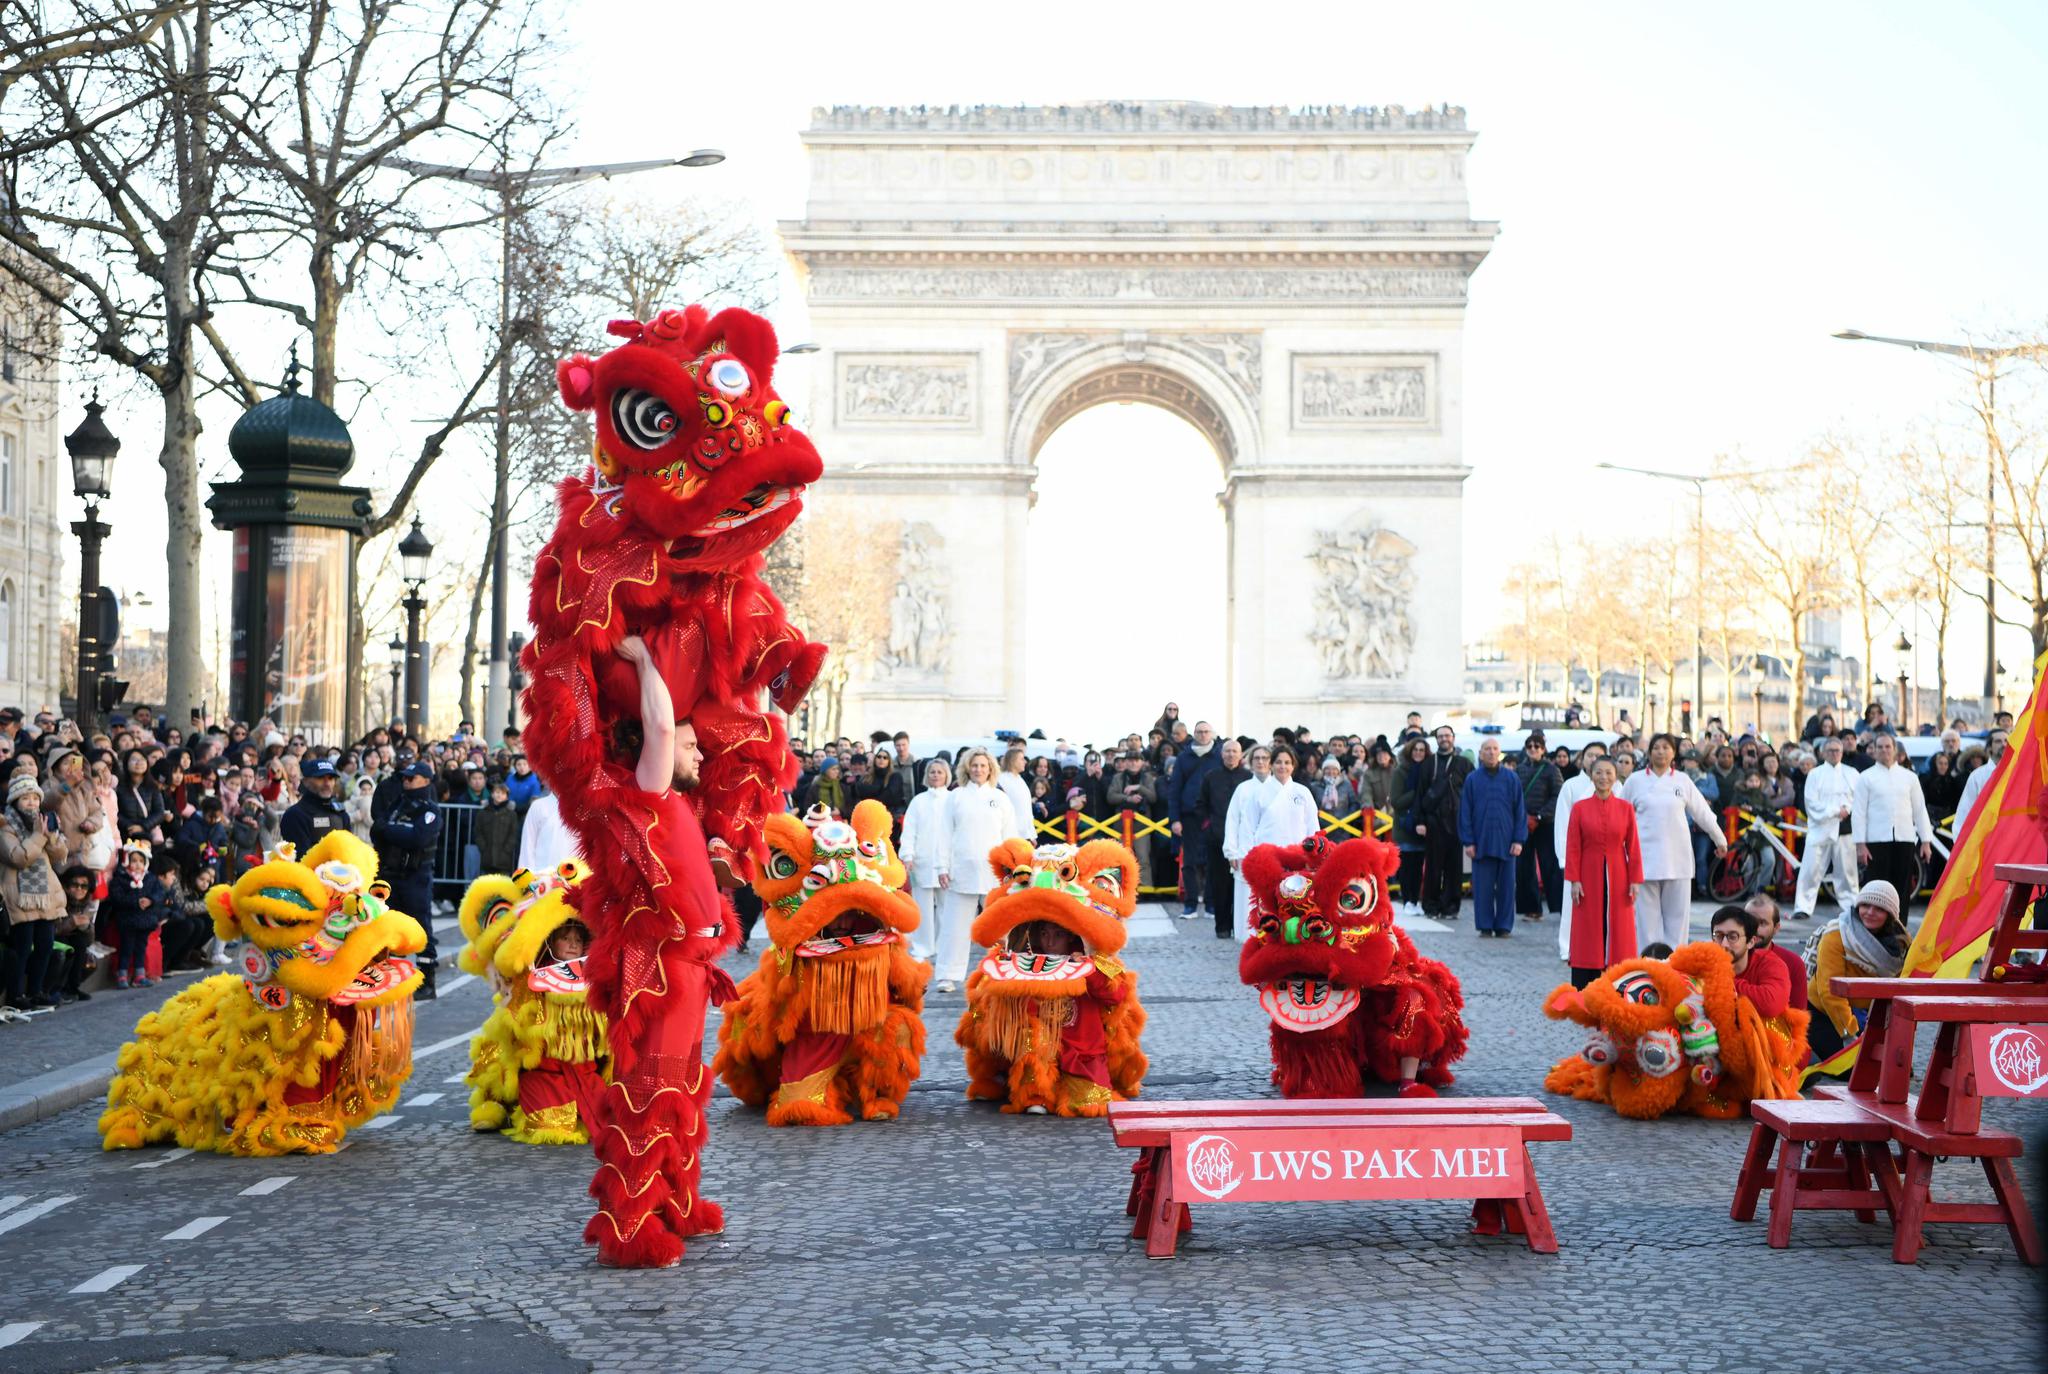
[{"left": 1705, "top": 809, "right": 1803, "bottom": 903}]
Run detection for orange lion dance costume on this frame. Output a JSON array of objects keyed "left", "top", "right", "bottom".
[
  {"left": 522, "top": 305, "right": 825, "bottom": 1267},
  {"left": 1542, "top": 942, "right": 1809, "bottom": 1120},
  {"left": 1239, "top": 832, "right": 1467, "bottom": 1098},
  {"left": 713, "top": 800, "right": 928, "bottom": 1124},
  {"left": 957, "top": 840, "right": 1148, "bottom": 1117}
]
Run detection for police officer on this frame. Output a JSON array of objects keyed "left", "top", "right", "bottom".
[
  {"left": 373, "top": 760, "right": 443, "bottom": 998},
  {"left": 279, "top": 758, "right": 349, "bottom": 854}
]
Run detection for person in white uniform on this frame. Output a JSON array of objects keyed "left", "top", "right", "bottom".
[
  {"left": 1851, "top": 733, "right": 1932, "bottom": 906},
  {"left": 1954, "top": 728, "right": 2009, "bottom": 831},
  {"left": 896, "top": 757, "right": 953, "bottom": 964},
  {"left": 517, "top": 790, "right": 581, "bottom": 872},
  {"left": 1621, "top": 732, "right": 1727, "bottom": 951},
  {"left": 1792, "top": 735, "right": 1859, "bottom": 919},
  {"left": 935, "top": 747, "right": 1024, "bottom": 993},
  {"left": 996, "top": 746, "right": 1035, "bottom": 838},
  {"left": 1252, "top": 746, "right": 1321, "bottom": 851},
  {"left": 1551, "top": 743, "right": 1607, "bottom": 961},
  {"left": 1222, "top": 744, "right": 1276, "bottom": 941}
]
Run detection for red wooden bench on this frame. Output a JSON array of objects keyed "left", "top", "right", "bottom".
[
  {"left": 1732, "top": 1098, "right": 1894, "bottom": 1246},
  {"left": 1108, "top": 1098, "right": 1571, "bottom": 1258}
]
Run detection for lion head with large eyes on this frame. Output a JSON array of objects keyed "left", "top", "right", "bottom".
[
  {"left": 1238, "top": 833, "right": 1402, "bottom": 1035},
  {"left": 555, "top": 304, "right": 821, "bottom": 565}
]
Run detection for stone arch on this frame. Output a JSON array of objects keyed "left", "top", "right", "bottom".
[{"left": 1006, "top": 338, "right": 1260, "bottom": 478}]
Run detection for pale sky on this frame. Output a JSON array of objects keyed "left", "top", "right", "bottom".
[{"left": 65, "top": 0, "right": 2048, "bottom": 733}]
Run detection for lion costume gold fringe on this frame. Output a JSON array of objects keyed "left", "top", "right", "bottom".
[
  {"left": 99, "top": 832, "right": 426, "bottom": 1155},
  {"left": 1542, "top": 941, "right": 1808, "bottom": 1120},
  {"left": 461, "top": 860, "right": 610, "bottom": 1145},
  {"left": 957, "top": 839, "right": 1147, "bottom": 1117},
  {"left": 713, "top": 800, "right": 929, "bottom": 1126}
]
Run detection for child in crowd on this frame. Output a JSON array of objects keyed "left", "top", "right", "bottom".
[
  {"left": 475, "top": 780, "right": 521, "bottom": 874},
  {"left": 53, "top": 864, "right": 100, "bottom": 1003},
  {"left": 151, "top": 849, "right": 205, "bottom": 970},
  {"left": 225, "top": 795, "right": 266, "bottom": 882},
  {"left": 347, "top": 776, "right": 377, "bottom": 841},
  {"left": 103, "top": 840, "right": 169, "bottom": 989}
]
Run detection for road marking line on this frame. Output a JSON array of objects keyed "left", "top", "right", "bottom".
[
  {"left": 71, "top": 1264, "right": 144, "bottom": 1294},
  {"left": 0, "top": 1321, "right": 43, "bottom": 1349},
  {"left": 413, "top": 1027, "right": 482, "bottom": 1059},
  {"left": 131, "top": 1147, "right": 195, "bottom": 1170},
  {"left": 239, "top": 1176, "right": 295, "bottom": 1197},
  {"left": 163, "top": 1216, "right": 228, "bottom": 1241},
  {"left": 0, "top": 1195, "right": 26, "bottom": 1218},
  {"left": 433, "top": 917, "right": 460, "bottom": 934},
  {"left": 407, "top": 1092, "right": 444, "bottom": 1107},
  {"left": 0, "top": 1196, "right": 75, "bottom": 1236},
  {"left": 438, "top": 973, "right": 477, "bottom": 997},
  {"left": 442, "top": 1071, "right": 467, "bottom": 1083},
  {"left": 361, "top": 1115, "right": 401, "bottom": 1130}
]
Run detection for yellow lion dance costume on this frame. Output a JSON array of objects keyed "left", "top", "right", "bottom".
[
  {"left": 460, "top": 860, "right": 610, "bottom": 1144},
  {"left": 713, "top": 800, "right": 928, "bottom": 1125},
  {"left": 1542, "top": 942, "right": 1808, "bottom": 1120},
  {"left": 99, "top": 832, "right": 426, "bottom": 1155},
  {"left": 957, "top": 839, "right": 1147, "bottom": 1117}
]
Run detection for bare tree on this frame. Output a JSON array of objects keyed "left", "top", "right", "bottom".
[
  {"left": 1719, "top": 452, "right": 1843, "bottom": 734},
  {"left": 774, "top": 502, "right": 898, "bottom": 741},
  {"left": 1900, "top": 432, "right": 1971, "bottom": 717},
  {"left": 1974, "top": 342, "right": 2048, "bottom": 657}
]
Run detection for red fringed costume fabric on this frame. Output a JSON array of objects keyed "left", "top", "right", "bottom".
[
  {"left": 1238, "top": 833, "right": 1468, "bottom": 1098},
  {"left": 521, "top": 305, "right": 825, "bottom": 1267}
]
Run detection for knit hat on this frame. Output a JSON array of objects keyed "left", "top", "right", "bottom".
[
  {"left": 1857, "top": 879, "right": 1901, "bottom": 919},
  {"left": 7, "top": 773, "right": 39, "bottom": 804}
]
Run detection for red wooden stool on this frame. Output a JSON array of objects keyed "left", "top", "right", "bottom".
[{"left": 1732, "top": 1099, "right": 1893, "bottom": 1248}]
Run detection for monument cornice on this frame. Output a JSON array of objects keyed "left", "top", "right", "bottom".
[
  {"left": 805, "top": 102, "right": 1471, "bottom": 136},
  {"left": 788, "top": 248, "right": 1490, "bottom": 271}
]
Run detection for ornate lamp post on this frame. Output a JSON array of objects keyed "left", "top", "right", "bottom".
[
  {"left": 1751, "top": 682, "right": 1765, "bottom": 743},
  {"left": 1895, "top": 632, "right": 1914, "bottom": 733},
  {"left": 386, "top": 634, "right": 405, "bottom": 727},
  {"left": 1994, "top": 660, "right": 2008, "bottom": 716},
  {"left": 399, "top": 517, "right": 433, "bottom": 736},
  {"left": 63, "top": 398, "right": 118, "bottom": 736}
]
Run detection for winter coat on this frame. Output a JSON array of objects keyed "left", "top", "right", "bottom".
[
  {"left": 1512, "top": 755, "right": 1564, "bottom": 823},
  {"left": 1309, "top": 775, "right": 1360, "bottom": 819},
  {"left": 43, "top": 780, "right": 104, "bottom": 869},
  {"left": 898, "top": 789, "right": 952, "bottom": 890},
  {"left": 103, "top": 869, "right": 175, "bottom": 933},
  {"left": 116, "top": 781, "right": 170, "bottom": 842},
  {"left": 505, "top": 771, "right": 545, "bottom": 808},
  {"left": 1457, "top": 763, "right": 1525, "bottom": 860},
  {"left": 175, "top": 815, "right": 230, "bottom": 870},
  {"left": 225, "top": 817, "right": 267, "bottom": 881},
  {"left": 475, "top": 802, "right": 522, "bottom": 876},
  {"left": 1390, "top": 760, "right": 1426, "bottom": 850},
  {"left": 1104, "top": 766, "right": 1159, "bottom": 816},
  {"left": 0, "top": 811, "right": 70, "bottom": 924},
  {"left": 1194, "top": 764, "right": 1251, "bottom": 841},
  {"left": 1358, "top": 764, "right": 1396, "bottom": 815},
  {"left": 1166, "top": 744, "right": 1224, "bottom": 833},
  {"left": 858, "top": 765, "right": 914, "bottom": 822},
  {"left": 1418, "top": 750, "right": 1473, "bottom": 830}
]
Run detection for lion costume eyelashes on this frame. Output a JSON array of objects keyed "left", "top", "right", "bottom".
[
  {"left": 99, "top": 832, "right": 425, "bottom": 1156},
  {"left": 460, "top": 860, "right": 610, "bottom": 1145},
  {"left": 956, "top": 839, "right": 1149, "bottom": 1117},
  {"left": 713, "top": 800, "right": 930, "bottom": 1126}
]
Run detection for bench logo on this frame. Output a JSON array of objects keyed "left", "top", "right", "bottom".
[
  {"left": 1183, "top": 1133, "right": 1242, "bottom": 1199},
  {"left": 1987, "top": 1027, "right": 2048, "bottom": 1095}
]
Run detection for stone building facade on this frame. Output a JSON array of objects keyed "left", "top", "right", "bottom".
[
  {"left": 783, "top": 102, "right": 1495, "bottom": 739},
  {"left": 0, "top": 264, "right": 71, "bottom": 714}
]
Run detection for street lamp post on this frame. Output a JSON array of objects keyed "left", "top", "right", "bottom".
[
  {"left": 364, "top": 147, "right": 726, "bottom": 742},
  {"left": 1596, "top": 463, "right": 1710, "bottom": 737},
  {"left": 63, "top": 398, "right": 118, "bottom": 736},
  {"left": 1895, "top": 631, "right": 1914, "bottom": 733},
  {"left": 1833, "top": 330, "right": 2048, "bottom": 710},
  {"left": 400, "top": 517, "right": 434, "bottom": 737},
  {"left": 1994, "top": 660, "right": 2008, "bottom": 715},
  {"left": 386, "top": 634, "right": 405, "bottom": 727}
]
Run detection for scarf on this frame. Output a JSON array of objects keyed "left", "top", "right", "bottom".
[
  {"left": 1836, "top": 912, "right": 1906, "bottom": 977},
  {"left": 1189, "top": 740, "right": 1214, "bottom": 758}
]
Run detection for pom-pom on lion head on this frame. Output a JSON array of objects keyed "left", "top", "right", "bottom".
[
  {"left": 1238, "top": 833, "right": 1403, "bottom": 1035},
  {"left": 205, "top": 831, "right": 426, "bottom": 1011},
  {"left": 457, "top": 859, "right": 591, "bottom": 1001},
  {"left": 555, "top": 304, "right": 821, "bottom": 563}
]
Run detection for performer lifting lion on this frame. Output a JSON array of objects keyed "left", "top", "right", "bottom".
[{"left": 522, "top": 304, "right": 825, "bottom": 1267}]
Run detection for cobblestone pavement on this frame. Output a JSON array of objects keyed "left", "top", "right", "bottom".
[{"left": 0, "top": 900, "right": 2042, "bottom": 1373}]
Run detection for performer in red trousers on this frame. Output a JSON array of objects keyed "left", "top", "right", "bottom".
[{"left": 522, "top": 305, "right": 825, "bottom": 1268}]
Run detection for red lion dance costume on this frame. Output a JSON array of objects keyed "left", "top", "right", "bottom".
[
  {"left": 522, "top": 305, "right": 826, "bottom": 1267},
  {"left": 1239, "top": 833, "right": 1468, "bottom": 1097}
]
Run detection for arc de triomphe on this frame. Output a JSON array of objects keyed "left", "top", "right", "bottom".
[{"left": 782, "top": 102, "right": 1496, "bottom": 738}]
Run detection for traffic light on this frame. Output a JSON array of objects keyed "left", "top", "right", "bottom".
[{"left": 97, "top": 677, "right": 127, "bottom": 714}]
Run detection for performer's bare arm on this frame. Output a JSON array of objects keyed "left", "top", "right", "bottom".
[{"left": 617, "top": 636, "right": 675, "bottom": 794}]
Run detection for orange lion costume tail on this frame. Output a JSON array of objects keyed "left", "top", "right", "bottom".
[
  {"left": 955, "top": 839, "right": 1147, "bottom": 1117},
  {"left": 713, "top": 800, "right": 929, "bottom": 1125},
  {"left": 1542, "top": 942, "right": 1809, "bottom": 1120},
  {"left": 522, "top": 305, "right": 826, "bottom": 1266}
]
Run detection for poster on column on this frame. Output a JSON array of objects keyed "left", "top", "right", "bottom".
[
  {"left": 1169, "top": 1126, "right": 1525, "bottom": 1204},
  {"left": 262, "top": 527, "right": 351, "bottom": 745}
]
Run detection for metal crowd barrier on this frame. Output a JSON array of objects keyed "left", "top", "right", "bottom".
[{"left": 431, "top": 799, "right": 484, "bottom": 899}]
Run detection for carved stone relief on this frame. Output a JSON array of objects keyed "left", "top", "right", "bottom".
[
  {"left": 1292, "top": 353, "right": 1437, "bottom": 428},
  {"left": 836, "top": 354, "right": 978, "bottom": 427},
  {"left": 1008, "top": 333, "right": 1096, "bottom": 396},
  {"left": 879, "top": 522, "right": 950, "bottom": 680},
  {"left": 1177, "top": 334, "right": 1262, "bottom": 400},
  {"left": 1308, "top": 524, "right": 1417, "bottom": 682}
]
